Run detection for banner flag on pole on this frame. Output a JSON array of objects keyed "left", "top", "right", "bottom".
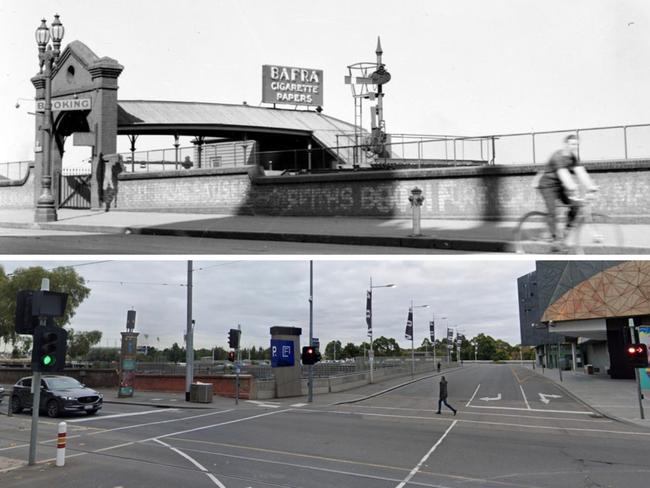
[
  {"left": 405, "top": 307, "right": 413, "bottom": 340},
  {"left": 447, "top": 328, "right": 453, "bottom": 347},
  {"left": 429, "top": 320, "right": 435, "bottom": 342},
  {"left": 366, "top": 291, "right": 372, "bottom": 337}
]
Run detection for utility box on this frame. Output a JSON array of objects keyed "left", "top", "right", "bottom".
[{"left": 190, "top": 382, "right": 213, "bottom": 403}]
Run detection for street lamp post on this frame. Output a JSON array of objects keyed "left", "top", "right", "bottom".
[
  {"left": 34, "top": 14, "right": 64, "bottom": 223},
  {"left": 368, "top": 278, "right": 395, "bottom": 384},
  {"left": 409, "top": 300, "right": 429, "bottom": 378}
]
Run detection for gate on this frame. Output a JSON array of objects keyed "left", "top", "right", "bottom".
[{"left": 58, "top": 171, "right": 91, "bottom": 209}]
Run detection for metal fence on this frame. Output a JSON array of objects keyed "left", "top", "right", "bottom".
[
  {"left": 0, "top": 161, "right": 31, "bottom": 180},
  {"left": 134, "top": 355, "right": 451, "bottom": 380},
  {"left": 113, "top": 122, "right": 650, "bottom": 173}
]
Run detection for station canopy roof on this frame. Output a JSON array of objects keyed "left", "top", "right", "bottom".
[{"left": 117, "top": 100, "right": 357, "bottom": 150}]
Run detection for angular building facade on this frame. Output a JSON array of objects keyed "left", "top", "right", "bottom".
[{"left": 518, "top": 261, "right": 650, "bottom": 379}]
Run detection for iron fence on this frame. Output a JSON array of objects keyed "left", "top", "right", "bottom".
[{"left": 0, "top": 161, "right": 31, "bottom": 181}]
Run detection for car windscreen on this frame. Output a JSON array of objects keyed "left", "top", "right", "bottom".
[{"left": 46, "top": 377, "right": 83, "bottom": 390}]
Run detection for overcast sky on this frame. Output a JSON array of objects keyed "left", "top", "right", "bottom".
[
  {"left": 2, "top": 0, "right": 649, "bottom": 164},
  {"left": 1, "top": 258, "right": 535, "bottom": 351}
]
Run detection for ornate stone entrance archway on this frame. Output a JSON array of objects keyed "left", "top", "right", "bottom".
[{"left": 32, "top": 40, "right": 123, "bottom": 210}]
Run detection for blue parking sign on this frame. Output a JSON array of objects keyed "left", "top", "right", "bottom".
[{"left": 271, "top": 339, "right": 294, "bottom": 367}]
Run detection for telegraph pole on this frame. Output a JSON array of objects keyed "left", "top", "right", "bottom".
[
  {"left": 185, "top": 261, "right": 194, "bottom": 401},
  {"left": 308, "top": 261, "right": 314, "bottom": 403}
]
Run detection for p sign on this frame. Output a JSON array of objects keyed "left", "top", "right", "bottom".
[{"left": 271, "top": 339, "right": 295, "bottom": 367}]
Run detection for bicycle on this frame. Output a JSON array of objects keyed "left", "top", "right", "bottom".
[{"left": 513, "top": 191, "right": 624, "bottom": 254}]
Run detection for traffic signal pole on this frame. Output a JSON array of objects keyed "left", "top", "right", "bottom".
[
  {"left": 308, "top": 261, "right": 314, "bottom": 403},
  {"left": 28, "top": 278, "right": 48, "bottom": 465}
]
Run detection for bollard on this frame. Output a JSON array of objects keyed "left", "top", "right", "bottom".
[
  {"left": 56, "top": 421, "right": 66, "bottom": 467},
  {"left": 408, "top": 187, "right": 425, "bottom": 236}
]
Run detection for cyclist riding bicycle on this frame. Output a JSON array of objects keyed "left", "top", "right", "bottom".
[{"left": 536, "top": 134, "right": 598, "bottom": 243}]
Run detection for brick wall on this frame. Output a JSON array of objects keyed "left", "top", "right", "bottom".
[
  {"left": 0, "top": 165, "right": 35, "bottom": 208},
  {"left": 6, "top": 159, "right": 647, "bottom": 220},
  {"left": 134, "top": 374, "right": 254, "bottom": 399}
]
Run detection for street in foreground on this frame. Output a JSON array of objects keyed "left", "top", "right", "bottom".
[{"left": 1, "top": 364, "right": 648, "bottom": 487}]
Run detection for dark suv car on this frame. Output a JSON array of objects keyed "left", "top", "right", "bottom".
[{"left": 11, "top": 375, "right": 103, "bottom": 417}]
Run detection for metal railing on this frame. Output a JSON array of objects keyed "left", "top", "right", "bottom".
[
  {"left": 0, "top": 161, "right": 31, "bottom": 181},
  {"left": 7, "top": 123, "right": 646, "bottom": 180}
]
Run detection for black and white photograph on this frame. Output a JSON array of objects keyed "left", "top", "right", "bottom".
[{"left": 1, "top": 0, "right": 649, "bottom": 254}]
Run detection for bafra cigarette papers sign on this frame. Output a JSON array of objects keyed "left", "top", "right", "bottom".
[{"left": 262, "top": 65, "right": 323, "bottom": 106}]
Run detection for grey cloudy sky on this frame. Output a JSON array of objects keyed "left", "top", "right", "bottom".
[
  {"left": 1, "top": 259, "right": 535, "bottom": 351},
  {"left": 3, "top": 0, "right": 649, "bottom": 163}
]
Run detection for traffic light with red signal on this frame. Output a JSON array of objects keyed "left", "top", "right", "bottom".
[
  {"left": 626, "top": 343, "right": 649, "bottom": 368},
  {"left": 301, "top": 346, "right": 321, "bottom": 365}
]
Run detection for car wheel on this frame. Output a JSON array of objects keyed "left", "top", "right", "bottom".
[
  {"left": 85, "top": 408, "right": 98, "bottom": 416},
  {"left": 10, "top": 396, "right": 22, "bottom": 414},
  {"left": 46, "top": 400, "right": 60, "bottom": 418}
]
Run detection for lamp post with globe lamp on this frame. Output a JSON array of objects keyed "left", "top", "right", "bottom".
[{"left": 33, "top": 14, "right": 65, "bottom": 222}]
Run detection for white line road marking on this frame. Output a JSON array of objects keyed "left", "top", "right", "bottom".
[
  {"left": 245, "top": 400, "right": 282, "bottom": 408},
  {"left": 145, "top": 409, "right": 293, "bottom": 443},
  {"left": 291, "top": 403, "right": 308, "bottom": 407},
  {"left": 479, "top": 393, "right": 501, "bottom": 401},
  {"left": 331, "top": 404, "right": 611, "bottom": 423},
  {"left": 539, "top": 393, "right": 562, "bottom": 404},
  {"left": 86, "top": 409, "right": 235, "bottom": 436},
  {"left": 154, "top": 438, "right": 226, "bottom": 488},
  {"left": 293, "top": 408, "right": 646, "bottom": 436},
  {"left": 468, "top": 405, "right": 592, "bottom": 414},
  {"left": 67, "top": 408, "right": 179, "bottom": 423},
  {"left": 466, "top": 384, "right": 480, "bottom": 407},
  {"left": 395, "top": 420, "right": 458, "bottom": 488},
  {"left": 520, "top": 385, "right": 531, "bottom": 410}
]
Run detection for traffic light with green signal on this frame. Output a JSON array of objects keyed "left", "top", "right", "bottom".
[{"left": 32, "top": 325, "right": 68, "bottom": 372}]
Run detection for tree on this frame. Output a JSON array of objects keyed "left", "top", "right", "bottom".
[
  {"left": 86, "top": 347, "right": 120, "bottom": 363},
  {"left": 341, "top": 342, "right": 360, "bottom": 359},
  {"left": 0, "top": 265, "right": 91, "bottom": 342},
  {"left": 67, "top": 329, "right": 103, "bottom": 360},
  {"left": 373, "top": 336, "right": 401, "bottom": 356},
  {"left": 165, "top": 342, "right": 184, "bottom": 363},
  {"left": 325, "top": 340, "right": 342, "bottom": 360}
]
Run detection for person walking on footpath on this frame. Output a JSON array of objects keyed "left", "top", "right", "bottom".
[{"left": 436, "top": 376, "right": 457, "bottom": 415}]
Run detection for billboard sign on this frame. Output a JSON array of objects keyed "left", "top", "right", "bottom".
[{"left": 262, "top": 65, "right": 323, "bottom": 106}]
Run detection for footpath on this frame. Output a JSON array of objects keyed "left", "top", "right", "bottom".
[
  {"left": 93, "top": 365, "right": 650, "bottom": 429},
  {"left": 1, "top": 208, "right": 649, "bottom": 253}
]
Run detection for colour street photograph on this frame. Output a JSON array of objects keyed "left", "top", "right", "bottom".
[
  {"left": 0, "top": 259, "right": 649, "bottom": 487},
  {"left": 2, "top": 1, "right": 650, "bottom": 488},
  {"left": 1, "top": 1, "right": 650, "bottom": 254}
]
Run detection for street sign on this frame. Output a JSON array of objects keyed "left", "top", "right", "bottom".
[
  {"left": 36, "top": 98, "right": 92, "bottom": 112},
  {"left": 271, "top": 339, "right": 294, "bottom": 367},
  {"left": 312, "top": 337, "right": 320, "bottom": 348}
]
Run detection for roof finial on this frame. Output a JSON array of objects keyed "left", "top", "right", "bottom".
[{"left": 376, "top": 36, "right": 383, "bottom": 56}]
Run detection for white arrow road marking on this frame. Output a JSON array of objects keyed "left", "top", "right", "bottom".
[
  {"left": 479, "top": 393, "right": 501, "bottom": 401},
  {"left": 245, "top": 400, "right": 282, "bottom": 408},
  {"left": 539, "top": 393, "right": 562, "bottom": 404}
]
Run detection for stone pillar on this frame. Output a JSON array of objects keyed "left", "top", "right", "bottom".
[
  {"left": 270, "top": 326, "right": 302, "bottom": 398},
  {"left": 88, "top": 57, "right": 123, "bottom": 209},
  {"left": 31, "top": 75, "right": 46, "bottom": 206}
]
